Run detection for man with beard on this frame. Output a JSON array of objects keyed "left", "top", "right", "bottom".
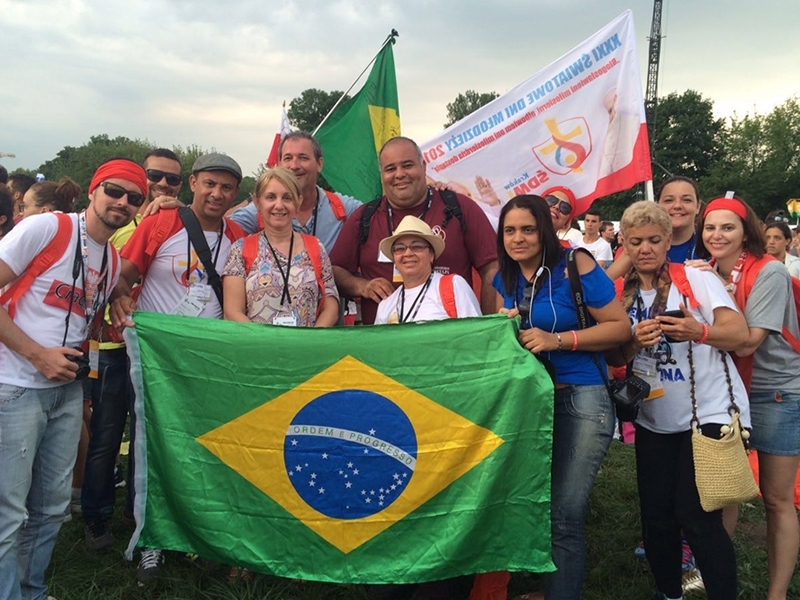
[
  {"left": 81, "top": 149, "right": 183, "bottom": 554},
  {"left": 0, "top": 158, "right": 143, "bottom": 600}
]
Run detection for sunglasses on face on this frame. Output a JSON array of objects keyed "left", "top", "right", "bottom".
[
  {"left": 544, "top": 194, "right": 572, "bottom": 215},
  {"left": 392, "top": 242, "right": 431, "bottom": 255},
  {"left": 146, "top": 169, "right": 182, "bottom": 187},
  {"left": 100, "top": 182, "right": 145, "bottom": 207}
]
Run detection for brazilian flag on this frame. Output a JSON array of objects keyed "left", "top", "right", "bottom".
[
  {"left": 125, "top": 312, "right": 555, "bottom": 583},
  {"left": 316, "top": 34, "right": 400, "bottom": 202}
]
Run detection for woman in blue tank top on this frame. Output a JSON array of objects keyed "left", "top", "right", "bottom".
[{"left": 492, "top": 195, "right": 630, "bottom": 600}]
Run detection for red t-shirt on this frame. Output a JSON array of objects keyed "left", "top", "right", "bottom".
[{"left": 330, "top": 189, "right": 497, "bottom": 324}]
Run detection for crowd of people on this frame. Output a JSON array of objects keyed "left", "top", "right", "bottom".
[{"left": 0, "top": 134, "right": 798, "bottom": 600}]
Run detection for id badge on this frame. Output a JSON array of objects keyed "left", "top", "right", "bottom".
[
  {"left": 274, "top": 314, "right": 298, "bottom": 327},
  {"left": 633, "top": 352, "right": 664, "bottom": 400},
  {"left": 174, "top": 290, "right": 205, "bottom": 317},
  {"left": 190, "top": 283, "right": 213, "bottom": 303},
  {"left": 88, "top": 340, "right": 100, "bottom": 380},
  {"left": 392, "top": 264, "right": 403, "bottom": 283}
]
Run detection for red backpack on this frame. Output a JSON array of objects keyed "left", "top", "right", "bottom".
[{"left": 241, "top": 233, "right": 326, "bottom": 317}]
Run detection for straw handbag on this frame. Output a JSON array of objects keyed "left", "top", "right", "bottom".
[{"left": 687, "top": 342, "right": 759, "bottom": 512}]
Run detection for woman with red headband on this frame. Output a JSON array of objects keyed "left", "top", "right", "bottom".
[{"left": 698, "top": 196, "right": 800, "bottom": 600}]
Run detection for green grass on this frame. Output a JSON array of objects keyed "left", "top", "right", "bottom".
[{"left": 47, "top": 442, "right": 797, "bottom": 599}]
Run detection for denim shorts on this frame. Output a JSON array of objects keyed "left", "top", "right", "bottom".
[{"left": 748, "top": 390, "right": 800, "bottom": 456}]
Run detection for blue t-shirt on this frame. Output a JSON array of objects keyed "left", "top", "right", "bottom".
[
  {"left": 667, "top": 231, "right": 699, "bottom": 263},
  {"left": 493, "top": 255, "right": 616, "bottom": 385}
]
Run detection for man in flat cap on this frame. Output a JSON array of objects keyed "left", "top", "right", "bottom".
[
  {"left": 0, "top": 158, "right": 143, "bottom": 600},
  {"left": 109, "top": 152, "right": 246, "bottom": 585}
]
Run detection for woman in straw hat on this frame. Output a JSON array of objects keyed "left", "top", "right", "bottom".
[{"left": 374, "top": 215, "right": 481, "bottom": 324}]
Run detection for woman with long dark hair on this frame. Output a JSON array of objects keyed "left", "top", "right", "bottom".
[{"left": 493, "top": 195, "right": 630, "bottom": 600}]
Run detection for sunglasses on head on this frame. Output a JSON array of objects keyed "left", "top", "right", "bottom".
[
  {"left": 100, "top": 182, "right": 145, "bottom": 207},
  {"left": 146, "top": 169, "right": 182, "bottom": 187},
  {"left": 545, "top": 194, "right": 572, "bottom": 215}
]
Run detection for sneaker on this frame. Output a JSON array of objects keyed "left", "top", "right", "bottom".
[
  {"left": 137, "top": 548, "right": 165, "bottom": 586},
  {"left": 84, "top": 520, "right": 114, "bottom": 552},
  {"left": 680, "top": 539, "right": 695, "bottom": 572},
  {"left": 682, "top": 567, "right": 705, "bottom": 594},
  {"left": 114, "top": 464, "right": 126, "bottom": 488}
]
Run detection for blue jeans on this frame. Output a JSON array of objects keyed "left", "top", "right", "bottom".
[
  {"left": 81, "top": 348, "right": 134, "bottom": 522},
  {"left": 544, "top": 384, "right": 614, "bottom": 600},
  {"left": 0, "top": 381, "right": 83, "bottom": 600}
]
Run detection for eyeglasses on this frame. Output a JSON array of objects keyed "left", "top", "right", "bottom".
[
  {"left": 100, "top": 182, "right": 145, "bottom": 207},
  {"left": 146, "top": 169, "right": 182, "bottom": 187},
  {"left": 545, "top": 194, "right": 572, "bottom": 215},
  {"left": 391, "top": 242, "right": 431, "bottom": 255}
]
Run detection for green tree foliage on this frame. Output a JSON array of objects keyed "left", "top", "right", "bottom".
[
  {"left": 704, "top": 98, "right": 800, "bottom": 216},
  {"left": 444, "top": 90, "right": 500, "bottom": 128},
  {"left": 651, "top": 90, "right": 723, "bottom": 183},
  {"left": 288, "top": 89, "right": 349, "bottom": 133}
]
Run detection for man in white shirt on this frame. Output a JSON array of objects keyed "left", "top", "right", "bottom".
[
  {"left": 0, "top": 159, "right": 143, "bottom": 600},
  {"left": 765, "top": 222, "right": 800, "bottom": 278},
  {"left": 575, "top": 209, "right": 613, "bottom": 268}
]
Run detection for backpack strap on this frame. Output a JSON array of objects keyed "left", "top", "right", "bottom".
[
  {"left": 0, "top": 213, "right": 74, "bottom": 319},
  {"left": 324, "top": 190, "right": 347, "bottom": 222},
  {"left": 224, "top": 218, "right": 246, "bottom": 242},
  {"left": 301, "top": 234, "right": 326, "bottom": 317},
  {"left": 439, "top": 274, "right": 458, "bottom": 318},
  {"left": 440, "top": 189, "right": 467, "bottom": 233},
  {"left": 178, "top": 207, "right": 223, "bottom": 306},
  {"left": 358, "top": 198, "right": 383, "bottom": 246},
  {"left": 667, "top": 263, "right": 699, "bottom": 308},
  {"left": 145, "top": 208, "right": 179, "bottom": 258},
  {"left": 241, "top": 233, "right": 260, "bottom": 274}
]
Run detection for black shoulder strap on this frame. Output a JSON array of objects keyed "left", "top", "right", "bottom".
[
  {"left": 440, "top": 189, "right": 467, "bottom": 233},
  {"left": 178, "top": 206, "right": 223, "bottom": 306},
  {"left": 566, "top": 248, "right": 609, "bottom": 382},
  {"left": 358, "top": 198, "right": 384, "bottom": 246}
]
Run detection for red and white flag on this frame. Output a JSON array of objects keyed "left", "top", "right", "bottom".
[{"left": 266, "top": 104, "right": 293, "bottom": 167}]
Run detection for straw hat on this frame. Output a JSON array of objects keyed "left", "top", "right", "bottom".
[{"left": 379, "top": 216, "right": 445, "bottom": 260}]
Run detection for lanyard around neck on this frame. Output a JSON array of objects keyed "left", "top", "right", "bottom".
[
  {"left": 386, "top": 188, "right": 433, "bottom": 234},
  {"left": 266, "top": 232, "right": 295, "bottom": 307},
  {"left": 399, "top": 274, "right": 433, "bottom": 323}
]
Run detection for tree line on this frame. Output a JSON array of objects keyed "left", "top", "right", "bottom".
[{"left": 6, "top": 90, "right": 798, "bottom": 220}]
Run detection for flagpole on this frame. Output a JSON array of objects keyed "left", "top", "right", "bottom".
[{"left": 312, "top": 29, "right": 398, "bottom": 136}]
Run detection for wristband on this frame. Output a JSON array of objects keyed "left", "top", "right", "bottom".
[
  {"left": 696, "top": 323, "right": 709, "bottom": 344},
  {"left": 570, "top": 330, "right": 579, "bottom": 351},
  {"left": 556, "top": 332, "right": 562, "bottom": 351}
]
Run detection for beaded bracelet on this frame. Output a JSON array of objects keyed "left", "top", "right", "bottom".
[
  {"left": 696, "top": 323, "right": 710, "bottom": 344},
  {"left": 555, "top": 332, "right": 563, "bottom": 351}
]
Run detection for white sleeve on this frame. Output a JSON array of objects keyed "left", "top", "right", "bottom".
[
  {"left": 684, "top": 266, "right": 739, "bottom": 325},
  {"left": 595, "top": 240, "right": 613, "bottom": 262},
  {"left": 452, "top": 275, "right": 482, "bottom": 317},
  {"left": 787, "top": 259, "right": 800, "bottom": 279}
]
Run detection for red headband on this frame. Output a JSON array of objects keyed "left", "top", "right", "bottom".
[
  {"left": 703, "top": 198, "right": 748, "bottom": 221},
  {"left": 89, "top": 160, "right": 148, "bottom": 196}
]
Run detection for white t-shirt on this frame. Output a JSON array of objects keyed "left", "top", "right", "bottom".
[
  {"left": 137, "top": 226, "right": 236, "bottom": 319},
  {"left": 575, "top": 236, "right": 613, "bottom": 263},
  {"left": 626, "top": 267, "right": 750, "bottom": 433},
  {"left": 374, "top": 272, "right": 481, "bottom": 324},
  {"left": 784, "top": 253, "right": 800, "bottom": 279},
  {"left": 0, "top": 213, "right": 120, "bottom": 388},
  {"left": 557, "top": 227, "right": 583, "bottom": 244}
]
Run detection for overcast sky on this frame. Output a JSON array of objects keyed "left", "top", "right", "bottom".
[{"left": 1, "top": 0, "right": 797, "bottom": 176}]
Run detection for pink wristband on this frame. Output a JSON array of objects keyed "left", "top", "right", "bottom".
[
  {"left": 570, "top": 330, "right": 579, "bottom": 351},
  {"left": 696, "top": 323, "right": 709, "bottom": 344}
]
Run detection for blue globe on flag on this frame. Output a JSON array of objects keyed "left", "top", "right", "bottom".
[{"left": 284, "top": 389, "right": 417, "bottom": 519}]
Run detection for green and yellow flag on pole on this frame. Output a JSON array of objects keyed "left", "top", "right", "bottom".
[
  {"left": 316, "top": 33, "right": 401, "bottom": 202},
  {"left": 125, "top": 312, "right": 555, "bottom": 583}
]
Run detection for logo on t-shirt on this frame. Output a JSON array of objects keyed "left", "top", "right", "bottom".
[{"left": 44, "top": 279, "right": 86, "bottom": 316}]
